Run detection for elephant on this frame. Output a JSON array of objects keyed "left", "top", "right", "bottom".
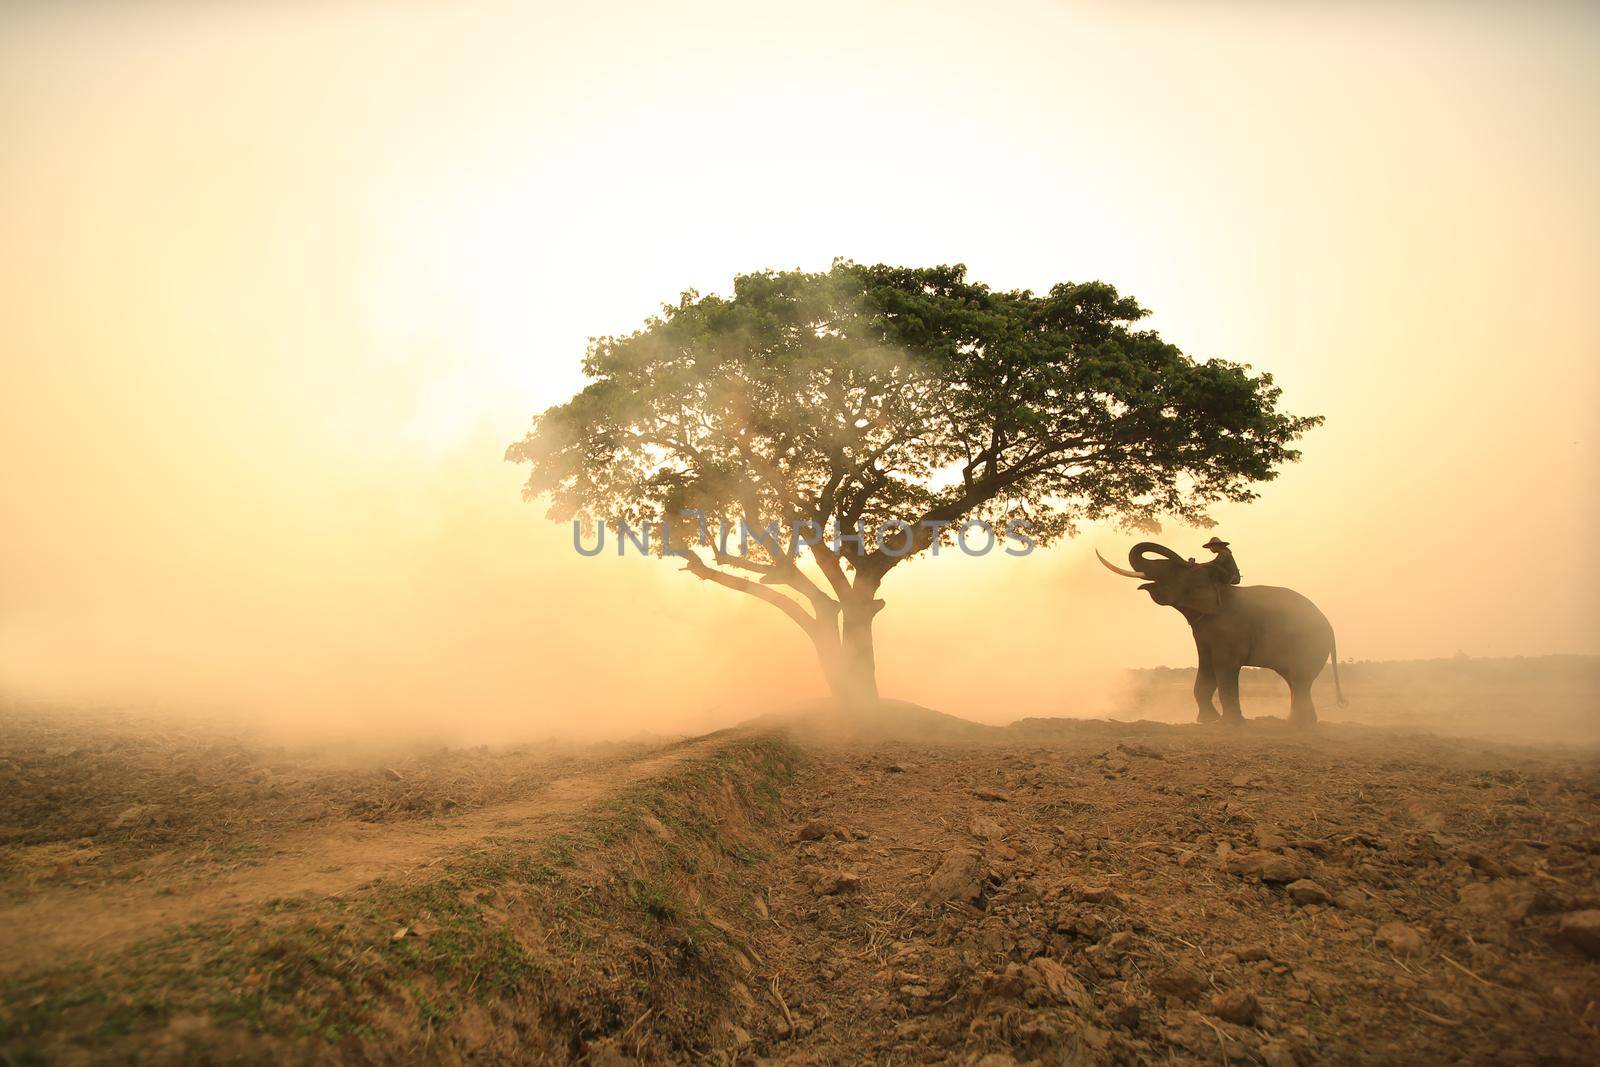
[{"left": 1098, "top": 542, "right": 1346, "bottom": 727}]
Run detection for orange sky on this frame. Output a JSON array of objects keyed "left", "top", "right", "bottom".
[{"left": 2, "top": 1, "right": 1597, "bottom": 738}]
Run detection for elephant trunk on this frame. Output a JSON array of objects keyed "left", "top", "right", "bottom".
[{"left": 1129, "top": 541, "right": 1187, "bottom": 571}]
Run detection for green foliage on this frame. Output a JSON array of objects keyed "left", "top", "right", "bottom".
[{"left": 507, "top": 260, "right": 1319, "bottom": 567}]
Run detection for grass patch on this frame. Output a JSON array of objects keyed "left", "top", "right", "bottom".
[
  {"left": 0, "top": 736, "right": 800, "bottom": 1065},
  {"left": 625, "top": 876, "right": 682, "bottom": 922}
]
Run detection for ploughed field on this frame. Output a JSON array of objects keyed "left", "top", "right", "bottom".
[{"left": 1, "top": 703, "right": 1597, "bottom": 1065}]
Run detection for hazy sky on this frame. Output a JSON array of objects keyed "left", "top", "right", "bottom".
[{"left": 3, "top": 1, "right": 1598, "bottom": 737}]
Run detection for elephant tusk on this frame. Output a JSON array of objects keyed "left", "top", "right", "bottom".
[{"left": 1095, "top": 549, "right": 1148, "bottom": 579}]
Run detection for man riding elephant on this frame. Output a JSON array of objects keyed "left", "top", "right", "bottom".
[
  {"left": 1097, "top": 541, "right": 1346, "bottom": 726},
  {"left": 1202, "top": 536, "right": 1241, "bottom": 586}
]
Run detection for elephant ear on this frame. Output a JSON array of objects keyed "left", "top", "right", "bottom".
[
  {"left": 1170, "top": 573, "right": 1225, "bottom": 615},
  {"left": 1177, "top": 572, "right": 1222, "bottom": 614}
]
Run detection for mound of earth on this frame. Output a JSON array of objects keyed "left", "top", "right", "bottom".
[{"left": 744, "top": 699, "right": 1002, "bottom": 743}]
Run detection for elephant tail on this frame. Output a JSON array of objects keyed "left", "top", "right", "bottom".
[{"left": 1330, "top": 635, "right": 1349, "bottom": 707}]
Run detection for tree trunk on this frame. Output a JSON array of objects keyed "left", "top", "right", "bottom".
[
  {"left": 687, "top": 542, "right": 887, "bottom": 709},
  {"left": 813, "top": 599, "right": 880, "bottom": 708},
  {"left": 839, "top": 605, "right": 879, "bottom": 703}
]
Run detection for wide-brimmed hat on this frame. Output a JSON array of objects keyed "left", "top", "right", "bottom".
[{"left": 1202, "top": 536, "right": 1230, "bottom": 550}]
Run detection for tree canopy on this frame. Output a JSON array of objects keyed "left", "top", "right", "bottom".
[{"left": 507, "top": 260, "right": 1319, "bottom": 702}]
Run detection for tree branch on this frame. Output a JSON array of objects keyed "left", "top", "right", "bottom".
[
  {"left": 807, "top": 540, "right": 855, "bottom": 602},
  {"left": 681, "top": 551, "right": 820, "bottom": 634}
]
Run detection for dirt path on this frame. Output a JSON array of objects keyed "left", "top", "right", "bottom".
[{"left": 0, "top": 733, "right": 726, "bottom": 975}]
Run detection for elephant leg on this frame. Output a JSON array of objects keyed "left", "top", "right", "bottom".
[
  {"left": 1288, "top": 674, "right": 1318, "bottom": 728},
  {"left": 1216, "top": 662, "right": 1246, "bottom": 724},
  {"left": 1194, "top": 649, "right": 1220, "bottom": 723}
]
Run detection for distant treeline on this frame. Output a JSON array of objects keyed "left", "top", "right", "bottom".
[{"left": 1129, "top": 654, "right": 1600, "bottom": 688}]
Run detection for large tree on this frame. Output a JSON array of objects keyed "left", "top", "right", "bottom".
[{"left": 507, "top": 261, "right": 1318, "bottom": 704}]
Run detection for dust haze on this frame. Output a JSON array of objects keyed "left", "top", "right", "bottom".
[
  {"left": 5, "top": 5, "right": 1600, "bottom": 1065},
  {"left": 4, "top": 1, "right": 1599, "bottom": 752},
  {"left": 1, "top": 357, "right": 1596, "bottom": 747}
]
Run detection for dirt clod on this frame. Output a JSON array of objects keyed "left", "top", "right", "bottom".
[
  {"left": 1020, "top": 956, "right": 1091, "bottom": 1010},
  {"left": 1287, "top": 878, "right": 1330, "bottom": 905},
  {"left": 1260, "top": 1038, "right": 1300, "bottom": 1067},
  {"left": 1457, "top": 881, "right": 1539, "bottom": 924},
  {"left": 1260, "top": 853, "right": 1307, "bottom": 883},
  {"left": 922, "top": 847, "right": 988, "bottom": 908},
  {"left": 1210, "top": 987, "right": 1260, "bottom": 1024},
  {"left": 813, "top": 871, "right": 862, "bottom": 895},
  {"left": 1076, "top": 884, "right": 1121, "bottom": 906},
  {"left": 1555, "top": 910, "right": 1600, "bottom": 957},
  {"left": 968, "top": 815, "right": 1006, "bottom": 840},
  {"left": 1150, "top": 966, "right": 1207, "bottom": 1001},
  {"left": 1376, "top": 921, "right": 1427, "bottom": 956}
]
